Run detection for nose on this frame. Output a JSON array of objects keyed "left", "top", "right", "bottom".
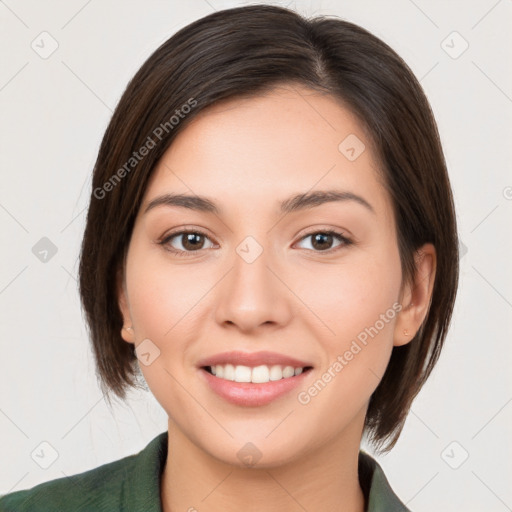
[{"left": 214, "top": 239, "right": 292, "bottom": 334}]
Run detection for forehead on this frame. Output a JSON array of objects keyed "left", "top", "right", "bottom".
[{"left": 142, "top": 85, "right": 392, "bottom": 222}]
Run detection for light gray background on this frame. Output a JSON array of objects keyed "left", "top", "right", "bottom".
[{"left": 1, "top": 1, "right": 511, "bottom": 510}]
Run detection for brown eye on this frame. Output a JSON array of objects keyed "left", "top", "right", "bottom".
[
  {"left": 179, "top": 232, "right": 206, "bottom": 251},
  {"left": 296, "top": 230, "right": 353, "bottom": 253},
  {"left": 311, "top": 233, "right": 334, "bottom": 251},
  {"left": 160, "top": 230, "right": 214, "bottom": 256}
]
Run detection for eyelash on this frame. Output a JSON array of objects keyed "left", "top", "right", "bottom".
[{"left": 158, "top": 229, "right": 353, "bottom": 258}]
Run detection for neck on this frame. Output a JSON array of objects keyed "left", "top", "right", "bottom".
[{"left": 160, "top": 420, "right": 366, "bottom": 512}]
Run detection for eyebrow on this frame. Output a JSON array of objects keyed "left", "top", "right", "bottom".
[{"left": 143, "top": 189, "right": 375, "bottom": 216}]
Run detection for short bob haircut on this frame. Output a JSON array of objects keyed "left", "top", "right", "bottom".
[{"left": 78, "top": 4, "right": 459, "bottom": 451}]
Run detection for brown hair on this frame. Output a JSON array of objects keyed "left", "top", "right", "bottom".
[{"left": 78, "top": 4, "right": 459, "bottom": 451}]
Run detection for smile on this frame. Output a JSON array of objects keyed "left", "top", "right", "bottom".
[
  {"left": 205, "top": 364, "right": 308, "bottom": 383},
  {"left": 197, "top": 350, "right": 314, "bottom": 406}
]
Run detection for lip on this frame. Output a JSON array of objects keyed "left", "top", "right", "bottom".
[
  {"left": 199, "top": 366, "right": 312, "bottom": 407},
  {"left": 197, "top": 350, "right": 314, "bottom": 407},
  {"left": 196, "top": 350, "right": 313, "bottom": 369}
]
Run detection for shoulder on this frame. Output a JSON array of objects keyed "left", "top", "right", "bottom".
[
  {"left": 0, "top": 453, "right": 137, "bottom": 512},
  {"left": 0, "top": 432, "right": 167, "bottom": 512}
]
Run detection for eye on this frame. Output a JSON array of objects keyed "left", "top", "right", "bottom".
[
  {"left": 158, "top": 228, "right": 353, "bottom": 257},
  {"left": 159, "top": 230, "right": 215, "bottom": 256},
  {"left": 295, "top": 230, "right": 353, "bottom": 253}
]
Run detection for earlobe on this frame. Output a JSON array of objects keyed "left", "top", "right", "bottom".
[
  {"left": 393, "top": 243, "right": 436, "bottom": 347},
  {"left": 121, "top": 325, "right": 134, "bottom": 343},
  {"left": 117, "top": 267, "right": 135, "bottom": 344}
]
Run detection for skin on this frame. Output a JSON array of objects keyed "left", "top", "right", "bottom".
[{"left": 118, "top": 84, "right": 436, "bottom": 512}]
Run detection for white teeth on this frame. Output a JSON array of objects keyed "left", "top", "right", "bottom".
[
  {"left": 269, "top": 365, "right": 283, "bottom": 381},
  {"left": 252, "top": 365, "right": 270, "bottom": 383},
  {"left": 234, "top": 365, "right": 251, "bottom": 382},
  {"left": 224, "top": 364, "right": 235, "bottom": 381},
  {"left": 282, "top": 366, "right": 295, "bottom": 378},
  {"left": 209, "top": 364, "right": 306, "bottom": 383}
]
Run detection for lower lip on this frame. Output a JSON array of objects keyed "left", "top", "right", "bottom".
[{"left": 200, "top": 367, "right": 312, "bottom": 407}]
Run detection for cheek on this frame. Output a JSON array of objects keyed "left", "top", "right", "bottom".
[
  {"left": 124, "top": 249, "right": 203, "bottom": 415},
  {"left": 123, "top": 248, "right": 190, "bottom": 374},
  {"left": 299, "top": 247, "right": 402, "bottom": 339},
  {"left": 125, "top": 247, "right": 206, "bottom": 339},
  {"left": 283, "top": 251, "right": 403, "bottom": 457},
  {"left": 296, "top": 245, "right": 402, "bottom": 398}
]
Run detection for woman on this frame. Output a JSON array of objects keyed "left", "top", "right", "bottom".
[{"left": 0, "top": 4, "right": 458, "bottom": 511}]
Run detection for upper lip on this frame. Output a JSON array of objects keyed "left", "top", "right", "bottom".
[{"left": 197, "top": 351, "right": 313, "bottom": 369}]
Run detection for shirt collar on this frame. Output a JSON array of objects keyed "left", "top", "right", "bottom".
[
  {"left": 125, "top": 432, "right": 410, "bottom": 512},
  {"left": 359, "top": 450, "right": 411, "bottom": 511}
]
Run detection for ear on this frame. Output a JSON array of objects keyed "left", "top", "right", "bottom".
[
  {"left": 117, "top": 265, "right": 135, "bottom": 345},
  {"left": 394, "top": 243, "right": 436, "bottom": 347}
]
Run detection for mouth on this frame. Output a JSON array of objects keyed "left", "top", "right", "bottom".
[
  {"left": 197, "top": 351, "right": 314, "bottom": 407},
  {"left": 202, "top": 363, "right": 313, "bottom": 383}
]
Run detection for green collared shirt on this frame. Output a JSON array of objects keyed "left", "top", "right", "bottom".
[{"left": 0, "top": 432, "right": 410, "bottom": 511}]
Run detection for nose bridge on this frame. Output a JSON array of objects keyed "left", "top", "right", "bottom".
[{"left": 214, "top": 234, "right": 290, "bottom": 331}]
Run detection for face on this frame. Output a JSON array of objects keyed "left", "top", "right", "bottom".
[{"left": 118, "top": 84, "right": 425, "bottom": 468}]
